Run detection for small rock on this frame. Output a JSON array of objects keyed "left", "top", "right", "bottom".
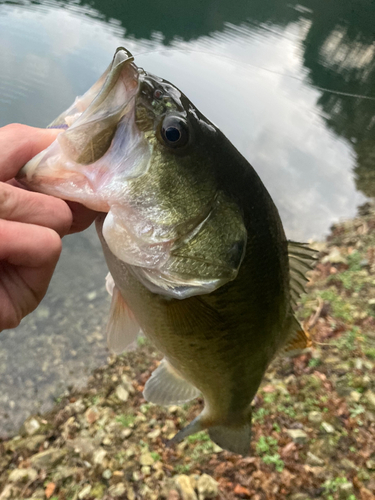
[
  {"left": 308, "top": 411, "right": 323, "bottom": 425},
  {"left": 92, "top": 448, "right": 107, "bottom": 465},
  {"left": 0, "top": 485, "right": 15, "bottom": 500},
  {"left": 121, "top": 428, "right": 132, "bottom": 439},
  {"left": 85, "top": 407, "right": 100, "bottom": 425},
  {"left": 142, "top": 465, "right": 151, "bottom": 476},
  {"left": 306, "top": 452, "right": 324, "bottom": 466},
  {"left": 24, "top": 418, "right": 41, "bottom": 436},
  {"left": 52, "top": 466, "right": 77, "bottom": 481},
  {"left": 108, "top": 483, "right": 126, "bottom": 497},
  {"left": 70, "top": 399, "right": 86, "bottom": 414},
  {"left": 8, "top": 468, "right": 38, "bottom": 482},
  {"left": 121, "top": 374, "right": 135, "bottom": 393},
  {"left": 168, "top": 405, "right": 180, "bottom": 414},
  {"left": 354, "top": 358, "right": 363, "bottom": 370},
  {"left": 341, "top": 458, "right": 357, "bottom": 470},
  {"left": 286, "top": 429, "right": 308, "bottom": 444},
  {"left": 125, "top": 448, "right": 135, "bottom": 458},
  {"left": 25, "top": 435, "right": 45, "bottom": 451},
  {"left": 112, "top": 471, "right": 124, "bottom": 484},
  {"left": 127, "top": 486, "right": 136, "bottom": 500},
  {"left": 147, "top": 428, "right": 161, "bottom": 440},
  {"left": 140, "top": 453, "right": 154, "bottom": 466},
  {"left": 78, "top": 484, "right": 92, "bottom": 499},
  {"left": 102, "top": 469, "right": 112, "bottom": 480},
  {"left": 321, "top": 422, "right": 335, "bottom": 434},
  {"left": 349, "top": 391, "right": 362, "bottom": 403},
  {"left": 322, "top": 247, "right": 347, "bottom": 264},
  {"left": 69, "top": 437, "right": 95, "bottom": 458},
  {"left": 115, "top": 385, "right": 129, "bottom": 402},
  {"left": 290, "top": 494, "right": 312, "bottom": 500},
  {"left": 197, "top": 474, "right": 219, "bottom": 500},
  {"left": 102, "top": 435, "right": 113, "bottom": 446},
  {"left": 132, "top": 471, "right": 141, "bottom": 481},
  {"left": 364, "top": 390, "right": 375, "bottom": 410},
  {"left": 175, "top": 475, "right": 198, "bottom": 500},
  {"left": 30, "top": 448, "right": 67, "bottom": 468}
]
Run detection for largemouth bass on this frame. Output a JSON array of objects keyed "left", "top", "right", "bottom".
[{"left": 19, "top": 47, "right": 315, "bottom": 455}]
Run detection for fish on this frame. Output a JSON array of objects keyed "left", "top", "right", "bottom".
[{"left": 18, "top": 47, "right": 316, "bottom": 456}]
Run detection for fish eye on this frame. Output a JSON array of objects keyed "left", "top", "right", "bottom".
[
  {"left": 161, "top": 116, "right": 189, "bottom": 148},
  {"left": 154, "top": 89, "right": 163, "bottom": 99}
]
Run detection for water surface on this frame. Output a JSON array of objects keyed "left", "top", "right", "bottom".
[{"left": 0, "top": 0, "right": 374, "bottom": 435}]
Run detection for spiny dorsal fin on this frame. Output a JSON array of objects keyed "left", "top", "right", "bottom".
[
  {"left": 143, "top": 358, "right": 200, "bottom": 406},
  {"left": 288, "top": 241, "right": 318, "bottom": 306},
  {"left": 279, "top": 316, "right": 312, "bottom": 357}
]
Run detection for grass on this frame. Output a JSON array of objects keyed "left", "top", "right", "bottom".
[
  {"left": 256, "top": 436, "right": 284, "bottom": 472},
  {"left": 322, "top": 476, "right": 354, "bottom": 500},
  {"left": 115, "top": 413, "right": 136, "bottom": 427}
]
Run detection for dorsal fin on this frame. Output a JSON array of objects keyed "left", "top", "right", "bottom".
[{"left": 288, "top": 241, "right": 318, "bottom": 306}]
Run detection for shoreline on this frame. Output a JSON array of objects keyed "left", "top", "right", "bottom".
[{"left": 1, "top": 205, "right": 375, "bottom": 500}]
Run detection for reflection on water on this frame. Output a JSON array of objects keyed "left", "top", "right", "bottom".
[{"left": 0, "top": 0, "right": 374, "bottom": 435}]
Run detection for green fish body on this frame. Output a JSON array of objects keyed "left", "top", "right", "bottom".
[{"left": 19, "top": 48, "right": 315, "bottom": 455}]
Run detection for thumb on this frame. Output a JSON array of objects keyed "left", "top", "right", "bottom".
[{"left": 0, "top": 124, "right": 61, "bottom": 182}]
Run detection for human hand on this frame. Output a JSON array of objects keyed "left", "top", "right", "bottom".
[{"left": 0, "top": 124, "right": 98, "bottom": 330}]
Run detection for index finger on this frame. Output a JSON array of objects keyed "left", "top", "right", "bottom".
[{"left": 0, "top": 124, "right": 61, "bottom": 182}]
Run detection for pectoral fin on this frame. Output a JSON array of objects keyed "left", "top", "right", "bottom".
[
  {"left": 143, "top": 358, "right": 200, "bottom": 405},
  {"left": 106, "top": 284, "right": 140, "bottom": 354}
]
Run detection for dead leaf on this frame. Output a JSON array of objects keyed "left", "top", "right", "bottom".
[
  {"left": 360, "top": 487, "right": 375, "bottom": 500},
  {"left": 234, "top": 484, "right": 252, "bottom": 498},
  {"left": 281, "top": 442, "right": 296, "bottom": 457},
  {"left": 262, "top": 385, "right": 276, "bottom": 393},
  {"left": 45, "top": 482, "right": 56, "bottom": 499}
]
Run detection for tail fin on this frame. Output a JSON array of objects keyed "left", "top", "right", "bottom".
[{"left": 168, "top": 414, "right": 252, "bottom": 456}]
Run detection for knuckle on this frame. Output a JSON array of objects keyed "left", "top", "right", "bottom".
[
  {"left": 2, "top": 310, "right": 22, "bottom": 330},
  {"left": 1, "top": 123, "right": 28, "bottom": 136}
]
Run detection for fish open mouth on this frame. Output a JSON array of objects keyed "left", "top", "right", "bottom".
[
  {"left": 18, "top": 47, "right": 247, "bottom": 299},
  {"left": 17, "top": 47, "right": 151, "bottom": 212}
]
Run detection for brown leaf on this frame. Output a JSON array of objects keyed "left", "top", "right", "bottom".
[
  {"left": 262, "top": 385, "right": 276, "bottom": 393},
  {"left": 360, "top": 487, "right": 375, "bottom": 500},
  {"left": 45, "top": 482, "right": 56, "bottom": 499},
  {"left": 234, "top": 484, "right": 252, "bottom": 498},
  {"left": 281, "top": 442, "right": 296, "bottom": 458}
]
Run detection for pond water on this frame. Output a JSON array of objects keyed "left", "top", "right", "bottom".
[{"left": 0, "top": 0, "right": 374, "bottom": 435}]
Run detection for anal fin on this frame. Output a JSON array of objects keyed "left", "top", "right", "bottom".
[
  {"left": 106, "top": 279, "right": 140, "bottom": 354},
  {"left": 143, "top": 358, "right": 200, "bottom": 406}
]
